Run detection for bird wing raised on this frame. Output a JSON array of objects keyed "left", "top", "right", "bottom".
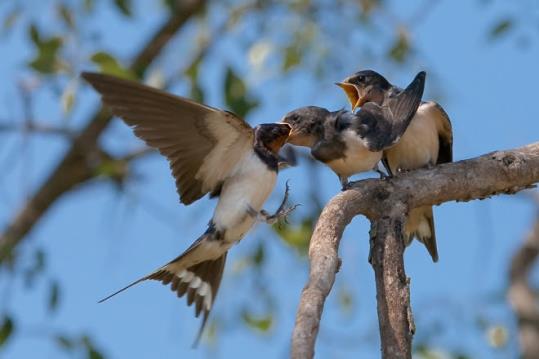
[
  {"left": 82, "top": 72, "right": 254, "bottom": 204},
  {"left": 356, "top": 71, "right": 426, "bottom": 152}
]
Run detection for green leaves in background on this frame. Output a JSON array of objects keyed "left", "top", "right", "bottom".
[
  {"left": 488, "top": 18, "right": 513, "bottom": 41},
  {"left": 113, "top": 0, "right": 132, "bottom": 17},
  {"left": 387, "top": 29, "right": 410, "bottom": 63},
  {"left": 282, "top": 45, "right": 302, "bottom": 72},
  {"left": 273, "top": 217, "right": 314, "bottom": 256},
  {"left": 90, "top": 52, "right": 136, "bottom": 80},
  {"left": 48, "top": 280, "right": 61, "bottom": 313},
  {"left": 58, "top": 4, "right": 75, "bottom": 29},
  {"left": 224, "top": 67, "right": 259, "bottom": 118},
  {"left": 184, "top": 57, "right": 205, "bottom": 103},
  {"left": 0, "top": 316, "right": 14, "bottom": 348},
  {"left": 241, "top": 311, "right": 273, "bottom": 333},
  {"left": 54, "top": 334, "right": 105, "bottom": 358},
  {"left": 28, "top": 24, "right": 63, "bottom": 74}
]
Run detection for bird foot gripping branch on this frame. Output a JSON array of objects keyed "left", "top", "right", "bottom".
[{"left": 250, "top": 181, "right": 300, "bottom": 225}]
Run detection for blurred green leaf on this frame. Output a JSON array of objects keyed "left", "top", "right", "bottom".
[
  {"left": 24, "top": 248, "right": 46, "bottom": 287},
  {"left": 273, "top": 217, "right": 313, "bottom": 256},
  {"left": 488, "top": 18, "right": 513, "bottom": 40},
  {"left": 58, "top": 4, "right": 75, "bottom": 29},
  {"left": 359, "top": 0, "right": 380, "bottom": 16},
  {"left": 88, "top": 347, "right": 105, "bottom": 359},
  {"left": 224, "top": 67, "right": 259, "bottom": 118},
  {"left": 282, "top": 45, "right": 302, "bottom": 72},
  {"left": 486, "top": 324, "right": 508, "bottom": 348},
  {"left": 82, "top": 335, "right": 105, "bottom": 359},
  {"left": 338, "top": 285, "right": 354, "bottom": 314},
  {"left": 28, "top": 24, "right": 63, "bottom": 74},
  {"left": 55, "top": 335, "right": 74, "bottom": 351},
  {"left": 94, "top": 158, "right": 129, "bottom": 185},
  {"left": 185, "top": 58, "right": 205, "bottom": 103},
  {"left": 84, "top": 0, "right": 95, "bottom": 12},
  {"left": 29, "top": 23, "right": 40, "bottom": 45},
  {"left": 3, "top": 8, "right": 20, "bottom": 31},
  {"left": 241, "top": 311, "right": 273, "bottom": 333},
  {"left": 114, "top": 0, "right": 132, "bottom": 17},
  {"left": 252, "top": 243, "right": 265, "bottom": 267},
  {"left": 190, "top": 83, "right": 205, "bottom": 103},
  {"left": 163, "top": 0, "right": 177, "bottom": 12},
  {"left": 48, "top": 280, "right": 61, "bottom": 313},
  {"left": 61, "top": 81, "right": 76, "bottom": 114},
  {"left": 387, "top": 30, "right": 410, "bottom": 63},
  {"left": 90, "top": 52, "right": 136, "bottom": 80},
  {"left": 0, "top": 316, "right": 14, "bottom": 347}
]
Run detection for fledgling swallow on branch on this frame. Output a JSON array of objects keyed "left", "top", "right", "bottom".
[
  {"left": 337, "top": 69, "right": 453, "bottom": 262},
  {"left": 281, "top": 71, "right": 425, "bottom": 189},
  {"left": 82, "top": 72, "right": 296, "bottom": 345}
]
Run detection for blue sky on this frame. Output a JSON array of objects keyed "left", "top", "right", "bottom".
[{"left": 1, "top": 0, "right": 539, "bottom": 358}]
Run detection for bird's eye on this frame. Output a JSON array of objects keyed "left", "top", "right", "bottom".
[{"left": 357, "top": 75, "right": 365, "bottom": 82}]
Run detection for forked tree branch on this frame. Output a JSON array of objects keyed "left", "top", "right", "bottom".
[
  {"left": 291, "top": 142, "right": 539, "bottom": 359},
  {"left": 0, "top": 0, "right": 207, "bottom": 260}
]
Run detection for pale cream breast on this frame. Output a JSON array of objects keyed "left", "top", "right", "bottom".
[
  {"left": 213, "top": 151, "right": 277, "bottom": 241},
  {"left": 327, "top": 129, "right": 382, "bottom": 177},
  {"left": 385, "top": 102, "right": 439, "bottom": 172}
]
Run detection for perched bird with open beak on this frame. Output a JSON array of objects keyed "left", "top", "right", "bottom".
[
  {"left": 82, "top": 72, "right": 296, "bottom": 345},
  {"left": 281, "top": 71, "right": 425, "bottom": 189},
  {"left": 336, "top": 69, "right": 453, "bottom": 262}
]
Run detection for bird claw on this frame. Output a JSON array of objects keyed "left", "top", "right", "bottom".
[
  {"left": 341, "top": 180, "right": 359, "bottom": 190},
  {"left": 259, "top": 180, "right": 299, "bottom": 225}
]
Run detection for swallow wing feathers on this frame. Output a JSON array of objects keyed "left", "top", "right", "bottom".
[
  {"left": 430, "top": 102, "right": 453, "bottom": 164},
  {"left": 355, "top": 71, "right": 426, "bottom": 152},
  {"left": 82, "top": 72, "right": 254, "bottom": 204}
]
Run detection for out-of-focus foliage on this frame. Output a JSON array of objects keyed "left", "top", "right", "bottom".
[{"left": 90, "top": 52, "right": 136, "bottom": 80}]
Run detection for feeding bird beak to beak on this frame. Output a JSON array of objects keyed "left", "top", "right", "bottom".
[
  {"left": 335, "top": 82, "right": 366, "bottom": 111},
  {"left": 267, "top": 123, "right": 291, "bottom": 153}
]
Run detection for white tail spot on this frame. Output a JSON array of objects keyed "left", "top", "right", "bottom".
[{"left": 174, "top": 270, "right": 213, "bottom": 312}]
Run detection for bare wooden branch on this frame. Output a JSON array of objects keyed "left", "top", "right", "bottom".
[
  {"left": 370, "top": 208, "right": 413, "bottom": 359},
  {"left": 292, "top": 142, "right": 539, "bottom": 359},
  {"left": 0, "top": 0, "right": 207, "bottom": 260},
  {"left": 508, "top": 204, "right": 539, "bottom": 359}
]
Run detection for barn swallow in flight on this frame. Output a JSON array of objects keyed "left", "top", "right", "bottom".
[
  {"left": 82, "top": 72, "right": 295, "bottom": 345},
  {"left": 281, "top": 71, "right": 425, "bottom": 189},
  {"left": 337, "top": 69, "right": 453, "bottom": 262}
]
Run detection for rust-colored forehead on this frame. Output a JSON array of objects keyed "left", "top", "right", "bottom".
[{"left": 255, "top": 123, "right": 291, "bottom": 143}]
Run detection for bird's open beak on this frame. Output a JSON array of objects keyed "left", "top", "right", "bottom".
[
  {"left": 268, "top": 123, "right": 291, "bottom": 153},
  {"left": 335, "top": 82, "right": 365, "bottom": 111}
]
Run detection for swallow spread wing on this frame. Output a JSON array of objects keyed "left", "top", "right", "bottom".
[
  {"left": 281, "top": 71, "right": 425, "bottom": 188},
  {"left": 83, "top": 72, "right": 292, "bottom": 345},
  {"left": 337, "top": 69, "right": 453, "bottom": 262},
  {"left": 82, "top": 72, "right": 254, "bottom": 205}
]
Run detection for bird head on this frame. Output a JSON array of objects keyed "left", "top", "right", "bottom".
[
  {"left": 280, "top": 106, "right": 329, "bottom": 147},
  {"left": 254, "top": 123, "right": 291, "bottom": 154},
  {"left": 336, "top": 70, "right": 391, "bottom": 111}
]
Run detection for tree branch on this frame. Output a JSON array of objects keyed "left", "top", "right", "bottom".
[
  {"left": 508, "top": 201, "right": 539, "bottom": 359},
  {"left": 0, "top": 0, "right": 207, "bottom": 261},
  {"left": 291, "top": 142, "right": 539, "bottom": 359}
]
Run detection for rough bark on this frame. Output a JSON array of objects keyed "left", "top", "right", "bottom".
[
  {"left": 291, "top": 142, "right": 539, "bottom": 359},
  {"left": 0, "top": 0, "right": 207, "bottom": 260},
  {"left": 370, "top": 210, "right": 413, "bottom": 359},
  {"left": 508, "top": 204, "right": 539, "bottom": 359}
]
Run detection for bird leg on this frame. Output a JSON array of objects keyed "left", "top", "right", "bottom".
[
  {"left": 249, "top": 181, "right": 299, "bottom": 225},
  {"left": 373, "top": 163, "right": 390, "bottom": 180},
  {"left": 339, "top": 175, "right": 351, "bottom": 191}
]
